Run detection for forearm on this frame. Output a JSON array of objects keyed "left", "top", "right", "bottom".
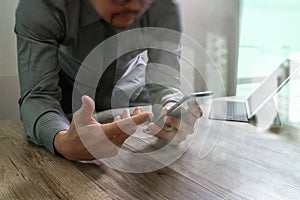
[
  {"left": 16, "top": 15, "right": 67, "bottom": 154},
  {"left": 16, "top": 35, "right": 69, "bottom": 154},
  {"left": 145, "top": 0, "right": 183, "bottom": 105},
  {"left": 146, "top": 83, "right": 183, "bottom": 106},
  {"left": 20, "top": 95, "right": 70, "bottom": 154},
  {"left": 35, "top": 112, "right": 70, "bottom": 154},
  {"left": 146, "top": 48, "right": 184, "bottom": 106}
]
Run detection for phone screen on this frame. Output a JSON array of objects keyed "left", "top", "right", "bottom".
[{"left": 152, "top": 91, "right": 213, "bottom": 126}]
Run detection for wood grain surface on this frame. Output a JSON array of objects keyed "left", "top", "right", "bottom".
[
  {"left": 0, "top": 120, "right": 111, "bottom": 200},
  {"left": 0, "top": 118, "right": 300, "bottom": 200}
]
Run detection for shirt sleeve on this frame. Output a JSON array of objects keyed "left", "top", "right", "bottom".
[
  {"left": 15, "top": 0, "right": 70, "bottom": 154},
  {"left": 145, "top": 0, "right": 184, "bottom": 106}
]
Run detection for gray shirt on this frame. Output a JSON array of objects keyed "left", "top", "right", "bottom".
[{"left": 15, "top": 0, "right": 183, "bottom": 154}]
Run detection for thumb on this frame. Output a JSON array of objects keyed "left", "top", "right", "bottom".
[{"left": 75, "top": 95, "right": 96, "bottom": 125}]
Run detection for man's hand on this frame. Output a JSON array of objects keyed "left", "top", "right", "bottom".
[
  {"left": 54, "top": 95, "right": 153, "bottom": 161},
  {"left": 145, "top": 100, "right": 203, "bottom": 144}
]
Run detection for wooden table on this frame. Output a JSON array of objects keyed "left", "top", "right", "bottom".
[{"left": 1, "top": 115, "right": 300, "bottom": 199}]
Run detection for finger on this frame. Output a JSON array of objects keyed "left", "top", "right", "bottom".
[
  {"left": 194, "top": 106, "right": 203, "bottom": 117},
  {"left": 75, "top": 95, "right": 96, "bottom": 125},
  {"left": 187, "top": 103, "right": 202, "bottom": 118},
  {"left": 132, "top": 107, "right": 142, "bottom": 115},
  {"left": 164, "top": 106, "right": 201, "bottom": 134},
  {"left": 160, "top": 124, "right": 191, "bottom": 145},
  {"left": 122, "top": 109, "right": 130, "bottom": 119},
  {"left": 188, "top": 105, "right": 203, "bottom": 125},
  {"left": 163, "top": 124, "right": 174, "bottom": 131},
  {"left": 103, "top": 112, "right": 153, "bottom": 137},
  {"left": 163, "top": 102, "right": 176, "bottom": 112},
  {"left": 199, "top": 107, "right": 203, "bottom": 117},
  {"left": 145, "top": 123, "right": 177, "bottom": 143},
  {"left": 184, "top": 112, "right": 200, "bottom": 126},
  {"left": 114, "top": 115, "right": 121, "bottom": 121},
  {"left": 145, "top": 123, "right": 191, "bottom": 144},
  {"left": 165, "top": 115, "right": 195, "bottom": 134},
  {"left": 130, "top": 112, "right": 153, "bottom": 125},
  {"left": 164, "top": 116, "right": 180, "bottom": 129}
]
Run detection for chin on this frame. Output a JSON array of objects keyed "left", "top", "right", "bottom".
[
  {"left": 112, "top": 23, "right": 131, "bottom": 28},
  {"left": 114, "top": 22, "right": 134, "bottom": 28},
  {"left": 111, "top": 17, "right": 136, "bottom": 28}
]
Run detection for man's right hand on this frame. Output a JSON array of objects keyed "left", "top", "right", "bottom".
[{"left": 54, "top": 95, "right": 153, "bottom": 161}]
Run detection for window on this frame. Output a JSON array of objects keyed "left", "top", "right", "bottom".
[{"left": 237, "top": 0, "right": 300, "bottom": 126}]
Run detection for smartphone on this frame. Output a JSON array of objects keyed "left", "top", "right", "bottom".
[{"left": 152, "top": 91, "right": 214, "bottom": 125}]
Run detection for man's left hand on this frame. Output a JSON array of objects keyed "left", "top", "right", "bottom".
[{"left": 145, "top": 101, "right": 203, "bottom": 144}]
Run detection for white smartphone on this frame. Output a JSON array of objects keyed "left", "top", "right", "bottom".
[{"left": 152, "top": 91, "right": 214, "bottom": 125}]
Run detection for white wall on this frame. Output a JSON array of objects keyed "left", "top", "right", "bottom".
[
  {"left": 181, "top": 0, "right": 240, "bottom": 97},
  {"left": 0, "top": 0, "right": 20, "bottom": 119}
]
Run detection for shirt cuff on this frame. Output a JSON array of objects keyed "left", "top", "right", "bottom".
[
  {"left": 35, "top": 111, "right": 70, "bottom": 155},
  {"left": 160, "top": 90, "right": 184, "bottom": 106}
]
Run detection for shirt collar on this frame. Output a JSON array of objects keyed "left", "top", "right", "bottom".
[{"left": 80, "top": 0, "right": 102, "bottom": 27}]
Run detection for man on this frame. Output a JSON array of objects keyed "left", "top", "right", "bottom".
[{"left": 15, "top": 0, "right": 202, "bottom": 160}]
